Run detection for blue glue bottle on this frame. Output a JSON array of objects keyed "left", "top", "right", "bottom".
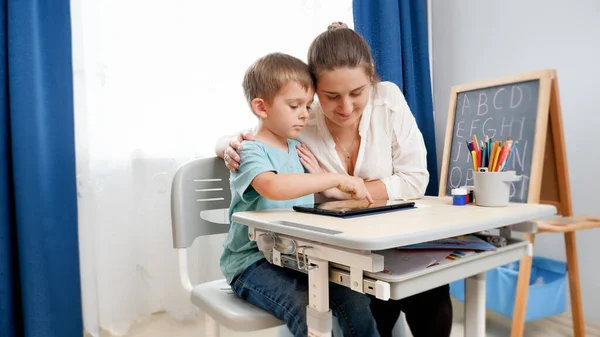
[{"left": 452, "top": 188, "right": 467, "bottom": 206}]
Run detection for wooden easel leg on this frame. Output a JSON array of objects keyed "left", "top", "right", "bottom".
[
  {"left": 565, "top": 231, "right": 585, "bottom": 336},
  {"left": 510, "top": 234, "right": 535, "bottom": 337}
]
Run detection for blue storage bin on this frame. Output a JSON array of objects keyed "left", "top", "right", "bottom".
[{"left": 449, "top": 256, "right": 566, "bottom": 322}]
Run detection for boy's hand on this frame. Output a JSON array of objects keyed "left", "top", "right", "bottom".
[
  {"left": 297, "top": 144, "right": 323, "bottom": 174},
  {"left": 337, "top": 176, "right": 373, "bottom": 203},
  {"left": 224, "top": 131, "right": 255, "bottom": 172},
  {"left": 322, "top": 188, "right": 350, "bottom": 200}
]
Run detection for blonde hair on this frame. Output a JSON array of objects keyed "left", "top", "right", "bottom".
[
  {"left": 242, "top": 53, "right": 314, "bottom": 107},
  {"left": 307, "top": 22, "right": 379, "bottom": 84}
]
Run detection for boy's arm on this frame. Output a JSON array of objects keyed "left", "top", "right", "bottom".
[
  {"left": 321, "top": 188, "right": 352, "bottom": 200},
  {"left": 232, "top": 142, "right": 372, "bottom": 202},
  {"left": 251, "top": 172, "right": 372, "bottom": 202},
  {"left": 251, "top": 172, "right": 343, "bottom": 200}
]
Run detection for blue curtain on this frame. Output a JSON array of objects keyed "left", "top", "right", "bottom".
[
  {"left": 353, "top": 0, "right": 439, "bottom": 196},
  {"left": 0, "top": 1, "right": 82, "bottom": 336}
]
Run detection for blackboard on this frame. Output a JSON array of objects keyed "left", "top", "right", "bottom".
[
  {"left": 443, "top": 80, "right": 540, "bottom": 202},
  {"left": 438, "top": 70, "right": 577, "bottom": 336}
]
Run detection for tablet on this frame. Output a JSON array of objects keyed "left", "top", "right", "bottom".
[{"left": 292, "top": 200, "right": 416, "bottom": 217}]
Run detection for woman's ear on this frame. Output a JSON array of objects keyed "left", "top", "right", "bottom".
[{"left": 251, "top": 98, "right": 268, "bottom": 119}]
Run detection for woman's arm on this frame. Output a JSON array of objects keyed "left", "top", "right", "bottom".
[
  {"left": 215, "top": 135, "right": 234, "bottom": 158},
  {"left": 365, "top": 180, "right": 388, "bottom": 199},
  {"left": 380, "top": 85, "right": 429, "bottom": 200}
]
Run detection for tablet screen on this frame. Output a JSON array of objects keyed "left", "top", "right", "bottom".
[
  {"left": 318, "top": 200, "right": 397, "bottom": 211},
  {"left": 295, "top": 200, "right": 413, "bottom": 213}
]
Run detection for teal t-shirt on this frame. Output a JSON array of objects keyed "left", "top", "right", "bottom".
[{"left": 220, "top": 139, "right": 314, "bottom": 284}]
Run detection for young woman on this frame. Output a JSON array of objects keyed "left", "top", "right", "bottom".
[{"left": 216, "top": 22, "right": 452, "bottom": 337}]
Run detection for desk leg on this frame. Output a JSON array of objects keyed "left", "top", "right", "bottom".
[
  {"left": 464, "top": 272, "right": 486, "bottom": 337},
  {"left": 307, "top": 257, "right": 332, "bottom": 337}
]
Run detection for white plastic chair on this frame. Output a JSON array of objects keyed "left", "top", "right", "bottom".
[
  {"left": 170, "top": 157, "right": 406, "bottom": 337},
  {"left": 171, "top": 157, "right": 286, "bottom": 336}
]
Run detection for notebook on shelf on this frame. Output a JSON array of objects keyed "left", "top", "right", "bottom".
[{"left": 397, "top": 234, "right": 497, "bottom": 251}]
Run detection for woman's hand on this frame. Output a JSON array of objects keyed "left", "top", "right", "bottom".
[
  {"left": 224, "top": 131, "right": 255, "bottom": 172},
  {"left": 297, "top": 144, "right": 323, "bottom": 174}
]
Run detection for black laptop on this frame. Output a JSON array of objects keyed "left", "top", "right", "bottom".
[{"left": 293, "top": 199, "right": 415, "bottom": 217}]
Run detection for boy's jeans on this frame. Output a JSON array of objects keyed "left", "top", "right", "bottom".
[{"left": 231, "top": 258, "right": 380, "bottom": 337}]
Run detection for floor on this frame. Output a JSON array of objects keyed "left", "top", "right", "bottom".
[{"left": 96, "top": 299, "right": 600, "bottom": 337}]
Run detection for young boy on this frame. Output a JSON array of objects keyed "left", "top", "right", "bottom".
[{"left": 220, "top": 53, "right": 379, "bottom": 337}]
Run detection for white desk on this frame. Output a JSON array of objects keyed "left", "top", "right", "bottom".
[{"left": 232, "top": 197, "right": 557, "bottom": 337}]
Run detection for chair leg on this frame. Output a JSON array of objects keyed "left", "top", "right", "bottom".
[
  {"left": 205, "top": 314, "right": 220, "bottom": 337},
  {"left": 510, "top": 233, "right": 535, "bottom": 337},
  {"left": 565, "top": 232, "right": 585, "bottom": 337}
]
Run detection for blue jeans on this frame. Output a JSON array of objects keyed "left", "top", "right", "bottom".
[{"left": 231, "top": 258, "right": 380, "bottom": 337}]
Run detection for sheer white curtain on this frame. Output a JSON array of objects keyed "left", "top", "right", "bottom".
[{"left": 70, "top": 1, "right": 353, "bottom": 336}]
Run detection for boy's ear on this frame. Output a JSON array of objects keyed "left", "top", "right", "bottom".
[{"left": 251, "top": 98, "right": 268, "bottom": 119}]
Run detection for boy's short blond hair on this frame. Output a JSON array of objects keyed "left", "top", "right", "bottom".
[{"left": 243, "top": 53, "right": 314, "bottom": 107}]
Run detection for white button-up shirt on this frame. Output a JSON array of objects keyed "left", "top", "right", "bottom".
[{"left": 297, "top": 81, "right": 429, "bottom": 200}]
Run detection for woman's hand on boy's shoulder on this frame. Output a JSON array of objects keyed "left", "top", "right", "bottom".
[
  {"left": 224, "top": 131, "right": 255, "bottom": 172},
  {"left": 297, "top": 143, "right": 323, "bottom": 174}
]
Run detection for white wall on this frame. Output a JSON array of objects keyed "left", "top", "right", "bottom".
[{"left": 431, "top": 0, "right": 600, "bottom": 325}]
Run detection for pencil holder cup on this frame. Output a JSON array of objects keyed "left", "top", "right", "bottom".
[{"left": 473, "top": 169, "right": 521, "bottom": 207}]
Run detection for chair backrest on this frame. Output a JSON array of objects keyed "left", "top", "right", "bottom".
[{"left": 171, "top": 157, "right": 232, "bottom": 248}]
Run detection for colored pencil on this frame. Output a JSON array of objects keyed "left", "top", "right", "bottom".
[
  {"left": 482, "top": 143, "right": 487, "bottom": 168},
  {"left": 497, "top": 141, "right": 513, "bottom": 171},
  {"left": 496, "top": 143, "right": 506, "bottom": 171},
  {"left": 492, "top": 144, "right": 502, "bottom": 172},
  {"left": 487, "top": 138, "right": 492, "bottom": 167},
  {"left": 465, "top": 136, "right": 519, "bottom": 173},
  {"left": 489, "top": 141, "right": 497, "bottom": 170},
  {"left": 501, "top": 141, "right": 519, "bottom": 171}
]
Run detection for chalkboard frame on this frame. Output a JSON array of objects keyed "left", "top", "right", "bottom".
[{"left": 438, "top": 69, "right": 555, "bottom": 204}]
